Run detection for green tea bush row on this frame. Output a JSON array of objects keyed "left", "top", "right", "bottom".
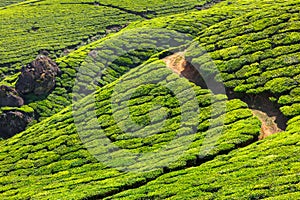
[
  {"left": 108, "top": 130, "right": 300, "bottom": 199},
  {"left": 0, "top": 0, "right": 142, "bottom": 78},
  {"left": 1, "top": 0, "right": 287, "bottom": 124}
]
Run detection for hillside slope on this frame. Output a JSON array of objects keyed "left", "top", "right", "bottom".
[{"left": 0, "top": 58, "right": 262, "bottom": 198}]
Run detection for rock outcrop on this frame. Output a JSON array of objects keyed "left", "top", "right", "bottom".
[
  {"left": 0, "top": 55, "right": 60, "bottom": 139},
  {"left": 16, "top": 55, "right": 61, "bottom": 95},
  {"left": 0, "top": 110, "right": 32, "bottom": 139},
  {"left": 0, "top": 85, "right": 24, "bottom": 107}
]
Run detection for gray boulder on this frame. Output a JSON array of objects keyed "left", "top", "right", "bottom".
[
  {"left": 0, "top": 110, "right": 32, "bottom": 139},
  {"left": 0, "top": 85, "right": 24, "bottom": 107}
]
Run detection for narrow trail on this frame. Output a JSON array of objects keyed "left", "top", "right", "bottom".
[{"left": 162, "top": 52, "right": 285, "bottom": 140}]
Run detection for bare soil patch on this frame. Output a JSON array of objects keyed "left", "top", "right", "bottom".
[
  {"left": 251, "top": 109, "right": 283, "bottom": 140},
  {"left": 162, "top": 52, "right": 206, "bottom": 86}
]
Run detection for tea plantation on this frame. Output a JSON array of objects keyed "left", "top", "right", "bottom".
[
  {"left": 0, "top": 0, "right": 299, "bottom": 199},
  {"left": 108, "top": 128, "right": 300, "bottom": 199}
]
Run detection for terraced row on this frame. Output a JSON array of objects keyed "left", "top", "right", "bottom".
[
  {"left": 48, "top": 0, "right": 210, "bottom": 18},
  {"left": 0, "top": 0, "right": 218, "bottom": 125},
  {"left": 108, "top": 121, "right": 300, "bottom": 200},
  {"left": 0, "top": 0, "right": 299, "bottom": 199},
  {"left": 0, "top": 0, "right": 141, "bottom": 78},
  {"left": 0, "top": 8, "right": 228, "bottom": 122},
  {"left": 24, "top": 28, "right": 192, "bottom": 121},
  {"left": 0, "top": 0, "right": 219, "bottom": 78}
]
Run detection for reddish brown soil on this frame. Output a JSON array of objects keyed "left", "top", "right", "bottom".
[
  {"left": 162, "top": 52, "right": 186, "bottom": 74},
  {"left": 162, "top": 52, "right": 206, "bottom": 86},
  {"left": 251, "top": 109, "right": 283, "bottom": 140}
]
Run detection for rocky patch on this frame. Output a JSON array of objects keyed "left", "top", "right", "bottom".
[
  {"left": 0, "top": 110, "right": 32, "bottom": 139},
  {"left": 0, "top": 55, "right": 60, "bottom": 139},
  {"left": 251, "top": 109, "right": 283, "bottom": 140},
  {"left": 0, "top": 85, "right": 24, "bottom": 107}
]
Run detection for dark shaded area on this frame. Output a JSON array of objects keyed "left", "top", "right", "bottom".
[
  {"left": 0, "top": 56, "right": 61, "bottom": 139},
  {"left": 162, "top": 52, "right": 225, "bottom": 94},
  {"left": 0, "top": 110, "right": 33, "bottom": 139},
  {"left": 194, "top": 0, "right": 224, "bottom": 10},
  {"left": 181, "top": 60, "right": 208, "bottom": 87},
  {"left": 226, "top": 89, "right": 288, "bottom": 130},
  {"left": 60, "top": 2, "right": 157, "bottom": 19},
  {"left": 106, "top": 24, "right": 127, "bottom": 34},
  {"left": 182, "top": 60, "right": 226, "bottom": 94},
  {"left": 0, "top": 85, "right": 24, "bottom": 107}
]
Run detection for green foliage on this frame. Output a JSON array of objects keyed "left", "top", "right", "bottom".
[
  {"left": 0, "top": 105, "right": 34, "bottom": 115},
  {"left": 2, "top": 0, "right": 295, "bottom": 124},
  {"left": 265, "top": 77, "right": 297, "bottom": 94},
  {"left": 280, "top": 103, "right": 300, "bottom": 117},
  {"left": 0, "top": 0, "right": 142, "bottom": 78},
  {"left": 187, "top": 0, "right": 300, "bottom": 118}
]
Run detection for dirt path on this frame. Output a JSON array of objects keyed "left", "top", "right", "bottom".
[{"left": 163, "top": 52, "right": 284, "bottom": 140}]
